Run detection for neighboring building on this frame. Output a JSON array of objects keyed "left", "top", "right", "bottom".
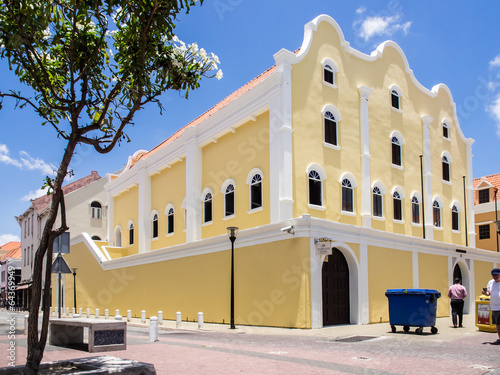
[
  {"left": 473, "top": 173, "right": 500, "bottom": 252},
  {"left": 0, "top": 242, "right": 21, "bottom": 306},
  {"left": 61, "top": 15, "right": 498, "bottom": 328},
  {"left": 16, "top": 171, "right": 107, "bottom": 309}
]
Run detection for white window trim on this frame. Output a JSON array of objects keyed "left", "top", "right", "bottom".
[
  {"left": 323, "top": 142, "right": 341, "bottom": 151},
  {"left": 341, "top": 210, "right": 356, "bottom": 217},
  {"left": 222, "top": 214, "right": 236, "bottom": 221},
  {"left": 247, "top": 206, "right": 264, "bottom": 214},
  {"left": 308, "top": 203, "right": 326, "bottom": 211},
  {"left": 247, "top": 169, "right": 264, "bottom": 212}
]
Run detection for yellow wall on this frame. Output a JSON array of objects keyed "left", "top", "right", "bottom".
[
  {"left": 368, "top": 246, "right": 413, "bottom": 323},
  {"left": 475, "top": 260, "right": 497, "bottom": 296},
  {"left": 113, "top": 185, "right": 139, "bottom": 256},
  {"left": 201, "top": 112, "right": 270, "bottom": 238},
  {"left": 59, "top": 237, "right": 312, "bottom": 328},
  {"left": 475, "top": 211, "right": 498, "bottom": 252},
  {"left": 418, "top": 253, "right": 449, "bottom": 317},
  {"left": 150, "top": 160, "right": 186, "bottom": 249},
  {"left": 290, "top": 20, "right": 469, "bottom": 246}
]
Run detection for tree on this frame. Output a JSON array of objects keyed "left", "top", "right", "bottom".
[{"left": 0, "top": 1, "right": 221, "bottom": 372}]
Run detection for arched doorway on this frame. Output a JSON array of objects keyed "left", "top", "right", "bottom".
[
  {"left": 453, "top": 264, "right": 462, "bottom": 283},
  {"left": 453, "top": 261, "right": 470, "bottom": 314},
  {"left": 322, "top": 247, "right": 350, "bottom": 325}
]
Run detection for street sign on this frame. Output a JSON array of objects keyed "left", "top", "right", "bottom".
[
  {"left": 53, "top": 232, "right": 70, "bottom": 254},
  {"left": 51, "top": 254, "right": 72, "bottom": 274}
]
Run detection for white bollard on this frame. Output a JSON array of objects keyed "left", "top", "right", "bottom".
[
  {"left": 115, "top": 315, "right": 122, "bottom": 321},
  {"left": 149, "top": 316, "right": 158, "bottom": 342},
  {"left": 158, "top": 311, "right": 163, "bottom": 326},
  {"left": 198, "top": 312, "right": 204, "bottom": 330},
  {"left": 86, "top": 308, "right": 90, "bottom": 319},
  {"left": 141, "top": 310, "right": 146, "bottom": 324},
  {"left": 127, "top": 310, "right": 132, "bottom": 322},
  {"left": 66, "top": 307, "right": 69, "bottom": 316},
  {"left": 95, "top": 308, "right": 100, "bottom": 319},
  {"left": 176, "top": 312, "right": 182, "bottom": 328},
  {"left": 115, "top": 309, "right": 120, "bottom": 317},
  {"left": 105, "top": 309, "right": 109, "bottom": 319},
  {"left": 79, "top": 308, "right": 82, "bottom": 315},
  {"left": 72, "top": 307, "right": 76, "bottom": 315}
]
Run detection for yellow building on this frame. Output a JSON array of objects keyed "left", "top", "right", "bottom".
[
  {"left": 474, "top": 173, "right": 500, "bottom": 253},
  {"left": 59, "top": 15, "right": 500, "bottom": 328}
]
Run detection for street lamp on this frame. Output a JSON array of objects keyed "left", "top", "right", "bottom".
[
  {"left": 227, "top": 226, "right": 238, "bottom": 329},
  {"left": 494, "top": 187, "right": 499, "bottom": 253},
  {"left": 72, "top": 268, "right": 77, "bottom": 310}
]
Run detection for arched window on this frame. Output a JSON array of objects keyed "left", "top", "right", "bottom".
[
  {"left": 452, "top": 205, "right": 459, "bottom": 231},
  {"left": 167, "top": 207, "right": 174, "bottom": 234},
  {"left": 308, "top": 170, "right": 323, "bottom": 206},
  {"left": 442, "top": 156, "right": 450, "bottom": 182},
  {"left": 443, "top": 121, "right": 450, "bottom": 139},
  {"left": 341, "top": 179, "right": 353, "bottom": 212},
  {"left": 152, "top": 213, "right": 159, "bottom": 239},
  {"left": 391, "top": 136, "right": 402, "bottom": 166},
  {"left": 250, "top": 174, "right": 262, "bottom": 210},
  {"left": 225, "top": 184, "right": 235, "bottom": 217},
  {"left": 322, "top": 59, "right": 337, "bottom": 87},
  {"left": 373, "top": 187, "right": 383, "bottom": 217},
  {"left": 114, "top": 226, "right": 122, "bottom": 247},
  {"left": 433, "top": 201, "right": 441, "bottom": 227},
  {"left": 390, "top": 87, "right": 401, "bottom": 110},
  {"left": 91, "top": 201, "right": 102, "bottom": 219},
  {"left": 412, "top": 196, "right": 420, "bottom": 224},
  {"left": 203, "top": 192, "right": 213, "bottom": 223},
  {"left": 324, "top": 111, "right": 337, "bottom": 146},
  {"left": 91, "top": 235, "right": 101, "bottom": 241},
  {"left": 393, "top": 191, "right": 402, "bottom": 221},
  {"left": 128, "top": 222, "right": 134, "bottom": 246}
]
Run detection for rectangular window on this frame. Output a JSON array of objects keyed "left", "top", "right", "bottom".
[
  {"left": 342, "top": 187, "right": 353, "bottom": 212},
  {"left": 167, "top": 215, "right": 174, "bottom": 234},
  {"left": 309, "top": 179, "right": 322, "bottom": 206},
  {"left": 479, "top": 224, "right": 490, "bottom": 240},
  {"left": 250, "top": 182, "right": 262, "bottom": 210},
  {"left": 391, "top": 93, "right": 400, "bottom": 109},
  {"left": 478, "top": 189, "right": 490, "bottom": 204},
  {"left": 204, "top": 200, "right": 212, "bottom": 223},
  {"left": 324, "top": 118, "right": 337, "bottom": 146},
  {"left": 225, "top": 191, "right": 235, "bottom": 217},
  {"left": 443, "top": 126, "right": 449, "bottom": 138},
  {"left": 452, "top": 211, "right": 459, "bottom": 231},
  {"left": 324, "top": 68, "right": 334, "bottom": 85},
  {"left": 392, "top": 143, "right": 401, "bottom": 166},
  {"left": 433, "top": 207, "right": 441, "bottom": 227},
  {"left": 31, "top": 214, "right": 34, "bottom": 235},
  {"left": 412, "top": 202, "right": 420, "bottom": 224},
  {"left": 373, "top": 195, "right": 383, "bottom": 217},
  {"left": 442, "top": 163, "right": 450, "bottom": 182},
  {"left": 393, "top": 199, "right": 402, "bottom": 221}
]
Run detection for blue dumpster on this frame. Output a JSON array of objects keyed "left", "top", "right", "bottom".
[{"left": 385, "top": 289, "right": 441, "bottom": 334}]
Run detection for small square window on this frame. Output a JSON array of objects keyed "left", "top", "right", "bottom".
[
  {"left": 478, "top": 189, "right": 490, "bottom": 204},
  {"left": 479, "top": 224, "right": 490, "bottom": 240}
]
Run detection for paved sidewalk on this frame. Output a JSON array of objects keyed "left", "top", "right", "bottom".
[{"left": 1, "top": 311, "right": 500, "bottom": 374}]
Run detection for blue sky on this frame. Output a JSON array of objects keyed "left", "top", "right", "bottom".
[{"left": 1, "top": 0, "right": 500, "bottom": 244}]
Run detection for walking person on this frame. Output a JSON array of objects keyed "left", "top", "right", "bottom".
[
  {"left": 485, "top": 268, "right": 500, "bottom": 345},
  {"left": 448, "top": 278, "right": 467, "bottom": 328}
]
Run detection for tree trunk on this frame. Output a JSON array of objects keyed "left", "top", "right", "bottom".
[{"left": 23, "top": 137, "right": 77, "bottom": 374}]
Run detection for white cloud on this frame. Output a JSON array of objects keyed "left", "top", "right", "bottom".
[
  {"left": 21, "top": 188, "right": 46, "bottom": 202},
  {"left": 0, "top": 233, "right": 20, "bottom": 245},
  {"left": 490, "top": 54, "right": 500, "bottom": 69},
  {"left": 0, "top": 143, "right": 56, "bottom": 175},
  {"left": 356, "top": 14, "right": 412, "bottom": 41},
  {"left": 356, "top": 6, "right": 366, "bottom": 15},
  {"left": 487, "top": 93, "right": 500, "bottom": 137}
]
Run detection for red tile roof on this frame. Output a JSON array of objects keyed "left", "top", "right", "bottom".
[
  {"left": 0, "top": 241, "right": 21, "bottom": 260},
  {"left": 136, "top": 65, "right": 277, "bottom": 162},
  {"left": 31, "top": 171, "right": 101, "bottom": 214},
  {"left": 473, "top": 173, "right": 500, "bottom": 202}
]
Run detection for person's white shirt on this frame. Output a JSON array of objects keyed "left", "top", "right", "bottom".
[{"left": 487, "top": 279, "right": 500, "bottom": 311}]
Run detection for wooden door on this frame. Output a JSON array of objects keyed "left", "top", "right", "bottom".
[{"left": 322, "top": 248, "right": 350, "bottom": 325}]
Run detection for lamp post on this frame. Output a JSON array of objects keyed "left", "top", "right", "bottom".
[
  {"left": 227, "top": 226, "right": 238, "bottom": 329},
  {"left": 72, "top": 268, "right": 77, "bottom": 310},
  {"left": 494, "top": 187, "right": 499, "bottom": 253}
]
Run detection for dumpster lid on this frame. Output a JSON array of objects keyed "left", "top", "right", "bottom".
[{"left": 385, "top": 289, "right": 441, "bottom": 297}]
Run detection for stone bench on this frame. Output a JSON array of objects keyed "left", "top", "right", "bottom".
[{"left": 49, "top": 318, "right": 126, "bottom": 353}]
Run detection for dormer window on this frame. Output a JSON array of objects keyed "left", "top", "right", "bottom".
[
  {"left": 322, "top": 59, "right": 337, "bottom": 88},
  {"left": 91, "top": 201, "right": 102, "bottom": 219},
  {"left": 478, "top": 189, "right": 490, "bottom": 204}
]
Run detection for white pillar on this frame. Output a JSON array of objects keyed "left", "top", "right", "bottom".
[
  {"left": 421, "top": 116, "right": 434, "bottom": 240},
  {"left": 138, "top": 164, "right": 152, "bottom": 253},
  {"left": 359, "top": 86, "right": 373, "bottom": 228},
  {"left": 149, "top": 316, "right": 158, "bottom": 342},
  {"left": 105, "top": 309, "right": 109, "bottom": 319},
  {"left": 466, "top": 139, "right": 476, "bottom": 248},
  {"left": 106, "top": 179, "right": 115, "bottom": 245},
  {"left": 86, "top": 308, "right": 90, "bottom": 319},
  {"left": 358, "top": 243, "right": 369, "bottom": 324},
  {"left": 95, "top": 308, "right": 100, "bottom": 319},
  {"left": 72, "top": 307, "right": 76, "bottom": 315},
  {"left": 79, "top": 308, "right": 82, "bottom": 315},
  {"left": 141, "top": 310, "right": 146, "bottom": 324},
  {"left": 270, "top": 49, "right": 295, "bottom": 223},
  {"left": 158, "top": 311, "right": 163, "bottom": 325},
  {"left": 184, "top": 127, "right": 202, "bottom": 243},
  {"left": 198, "top": 312, "right": 204, "bottom": 330},
  {"left": 115, "top": 309, "right": 120, "bottom": 318},
  {"left": 176, "top": 312, "right": 182, "bottom": 328},
  {"left": 127, "top": 310, "right": 132, "bottom": 322}
]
